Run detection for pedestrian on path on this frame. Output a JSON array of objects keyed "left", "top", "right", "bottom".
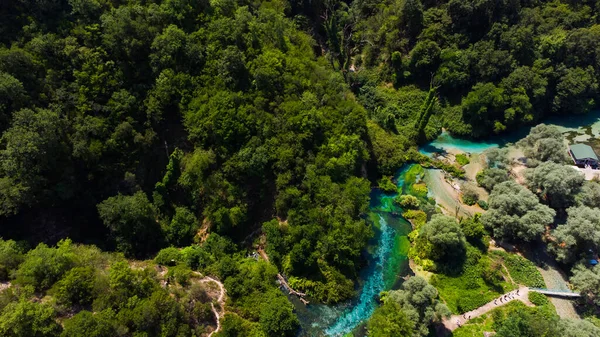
[{"left": 517, "top": 289, "right": 520, "bottom": 296}]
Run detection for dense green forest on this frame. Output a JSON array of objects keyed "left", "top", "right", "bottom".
[{"left": 1, "top": 0, "right": 600, "bottom": 335}]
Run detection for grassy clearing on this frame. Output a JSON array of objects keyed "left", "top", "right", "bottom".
[
  {"left": 430, "top": 245, "right": 515, "bottom": 314},
  {"left": 490, "top": 251, "right": 545, "bottom": 287}
]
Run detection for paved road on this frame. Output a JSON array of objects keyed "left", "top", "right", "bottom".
[{"left": 442, "top": 286, "right": 532, "bottom": 331}]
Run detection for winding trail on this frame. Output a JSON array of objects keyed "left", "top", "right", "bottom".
[
  {"left": 442, "top": 286, "right": 532, "bottom": 331},
  {"left": 194, "top": 273, "right": 226, "bottom": 337}
]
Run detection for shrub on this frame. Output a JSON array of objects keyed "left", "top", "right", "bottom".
[
  {"left": 167, "top": 264, "right": 192, "bottom": 286},
  {"left": 461, "top": 183, "right": 479, "bottom": 206},
  {"left": 155, "top": 247, "right": 182, "bottom": 266},
  {"left": 0, "top": 239, "right": 24, "bottom": 281},
  {"left": 528, "top": 291, "right": 549, "bottom": 306},
  {"left": 53, "top": 267, "right": 97, "bottom": 306},
  {"left": 395, "top": 195, "right": 420, "bottom": 209},
  {"left": 477, "top": 200, "right": 488, "bottom": 210},
  {"left": 14, "top": 240, "right": 76, "bottom": 291},
  {"left": 456, "top": 153, "right": 470, "bottom": 166}
]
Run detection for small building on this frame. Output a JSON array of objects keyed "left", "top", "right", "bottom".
[{"left": 569, "top": 143, "right": 599, "bottom": 168}]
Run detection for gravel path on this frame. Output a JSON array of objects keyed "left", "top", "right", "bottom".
[
  {"left": 535, "top": 261, "right": 579, "bottom": 319},
  {"left": 442, "top": 286, "right": 532, "bottom": 331}
]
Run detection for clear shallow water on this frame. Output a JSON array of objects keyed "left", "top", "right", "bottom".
[
  {"left": 291, "top": 166, "right": 413, "bottom": 337},
  {"left": 419, "top": 110, "right": 600, "bottom": 156},
  {"left": 292, "top": 110, "right": 600, "bottom": 336}
]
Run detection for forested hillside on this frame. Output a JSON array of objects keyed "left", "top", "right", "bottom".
[
  {"left": 1, "top": 0, "right": 600, "bottom": 336},
  {"left": 297, "top": 0, "right": 600, "bottom": 137}
]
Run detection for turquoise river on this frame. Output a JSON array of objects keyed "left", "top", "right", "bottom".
[{"left": 290, "top": 109, "right": 600, "bottom": 336}]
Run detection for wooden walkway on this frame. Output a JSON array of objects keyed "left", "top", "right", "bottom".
[
  {"left": 442, "top": 286, "right": 532, "bottom": 331},
  {"left": 528, "top": 288, "right": 581, "bottom": 298}
]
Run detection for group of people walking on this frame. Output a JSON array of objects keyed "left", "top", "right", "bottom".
[
  {"left": 456, "top": 289, "right": 522, "bottom": 328},
  {"left": 493, "top": 289, "right": 520, "bottom": 306}
]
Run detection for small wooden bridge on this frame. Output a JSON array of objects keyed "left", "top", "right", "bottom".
[{"left": 529, "top": 288, "right": 581, "bottom": 298}]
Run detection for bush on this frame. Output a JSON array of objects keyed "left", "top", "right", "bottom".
[
  {"left": 0, "top": 239, "right": 24, "bottom": 281},
  {"left": 395, "top": 195, "right": 420, "bottom": 209},
  {"left": 477, "top": 200, "right": 488, "bottom": 210},
  {"left": 155, "top": 247, "right": 182, "bottom": 266},
  {"left": 528, "top": 291, "right": 549, "bottom": 306},
  {"left": 456, "top": 153, "right": 470, "bottom": 166},
  {"left": 53, "top": 267, "right": 97, "bottom": 306},
  {"left": 167, "top": 264, "right": 192, "bottom": 286},
  {"left": 461, "top": 183, "right": 479, "bottom": 206},
  {"left": 14, "top": 240, "right": 76, "bottom": 291}
]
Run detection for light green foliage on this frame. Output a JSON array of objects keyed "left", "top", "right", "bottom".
[
  {"left": 52, "top": 267, "right": 97, "bottom": 306},
  {"left": 552, "top": 206, "right": 600, "bottom": 263},
  {"left": 395, "top": 195, "right": 420, "bottom": 209},
  {"left": 155, "top": 247, "right": 182, "bottom": 266},
  {"left": 14, "top": 240, "right": 76, "bottom": 291},
  {"left": 431, "top": 245, "right": 511, "bottom": 314},
  {"left": 367, "top": 300, "right": 414, "bottom": 337},
  {"left": 528, "top": 292, "right": 549, "bottom": 306},
  {"left": 491, "top": 251, "right": 545, "bottom": 288},
  {"left": 482, "top": 181, "right": 555, "bottom": 242},
  {"left": 0, "top": 299, "right": 62, "bottom": 337},
  {"left": 0, "top": 238, "right": 24, "bottom": 281},
  {"left": 259, "top": 293, "right": 299, "bottom": 337},
  {"left": 97, "top": 191, "right": 161, "bottom": 258},
  {"left": 455, "top": 153, "right": 469, "bottom": 166},
  {"left": 61, "top": 310, "right": 117, "bottom": 337},
  {"left": 384, "top": 276, "right": 450, "bottom": 336},
  {"left": 166, "top": 264, "right": 192, "bottom": 286},
  {"left": 525, "top": 162, "right": 584, "bottom": 209},
  {"left": 517, "top": 124, "right": 569, "bottom": 166}
]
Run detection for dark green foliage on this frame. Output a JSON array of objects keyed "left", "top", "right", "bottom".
[
  {"left": 460, "top": 214, "right": 486, "bottom": 245},
  {"left": 367, "top": 300, "right": 414, "bottom": 337},
  {"left": 166, "top": 207, "right": 198, "bottom": 247},
  {"left": 477, "top": 200, "right": 488, "bottom": 210},
  {"left": 416, "top": 214, "right": 466, "bottom": 267},
  {"left": 97, "top": 191, "right": 161, "bottom": 258}
]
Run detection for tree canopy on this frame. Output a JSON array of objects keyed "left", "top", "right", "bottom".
[{"left": 482, "top": 181, "right": 555, "bottom": 241}]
